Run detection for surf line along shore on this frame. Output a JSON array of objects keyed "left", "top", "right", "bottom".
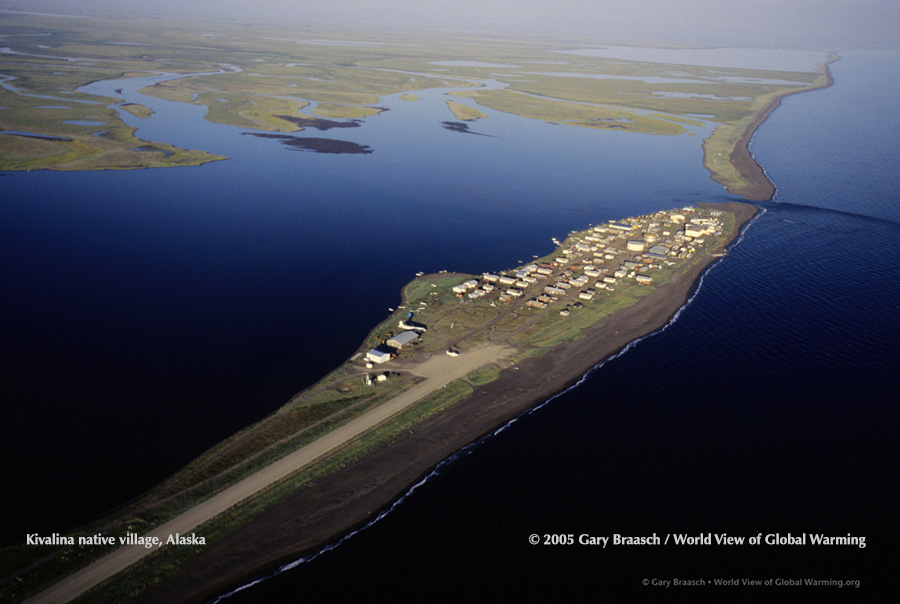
[{"left": 24, "top": 202, "right": 757, "bottom": 604}]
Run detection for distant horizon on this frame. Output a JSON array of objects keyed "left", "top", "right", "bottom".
[{"left": 2, "top": 0, "right": 899, "bottom": 51}]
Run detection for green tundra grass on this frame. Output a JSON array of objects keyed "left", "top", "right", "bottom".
[{"left": 1, "top": 10, "right": 826, "bottom": 187}]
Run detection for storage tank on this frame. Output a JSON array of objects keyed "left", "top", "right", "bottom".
[{"left": 626, "top": 240, "right": 646, "bottom": 252}]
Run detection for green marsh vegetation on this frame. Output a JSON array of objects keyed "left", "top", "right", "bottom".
[
  {"left": 445, "top": 99, "right": 488, "bottom": 121},
  {"left": 119, "top": 103, "right": 153, "bottom": 118},
  {"left": 2, "top": 10, "right": 825, "bottom": 189}
]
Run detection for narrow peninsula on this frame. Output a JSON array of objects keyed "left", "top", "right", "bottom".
[{"left": 13, "top": 201, "right": 757, "bottom": 604}]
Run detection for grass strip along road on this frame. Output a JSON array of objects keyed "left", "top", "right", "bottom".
[{"left": 24, "top": 344, "right": 511, "bottom": 604}]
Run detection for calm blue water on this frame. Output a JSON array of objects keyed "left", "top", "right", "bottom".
[
  {"left": 218, "top": 51, "right": 900, "bottom": 603},
  {"left": 0, "top": 66, "right": 724, "bottom": 541},
  {"left": 2, "top": 49, "right": 898, "bottom": 602}
]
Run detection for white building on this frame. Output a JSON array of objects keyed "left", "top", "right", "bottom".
[
  {"left": 452, "top": 279, "right": 479, "bottom": 293},
  {"left": 366, "top": 349, "right": 391, "bottom": 364},
  {"left": 570, "top": 275, "right": 589, "bottom": 287}
]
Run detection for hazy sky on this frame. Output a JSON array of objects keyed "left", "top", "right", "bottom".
[{"left": 8, "top": 0, "right": 900, "bottom": 49}]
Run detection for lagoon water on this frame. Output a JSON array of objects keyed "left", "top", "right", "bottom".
[
  {"left": 2, "top": 49, "right": 898, "bottom": 601},
  {"left": 1, "top": 64, "right": 723, "bottom": 543},
  {"left": 220, "top": 51, "right": 900, "bottom": 602}
]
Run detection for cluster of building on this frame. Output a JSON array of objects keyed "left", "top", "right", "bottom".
[
  {"left": 361, "top": 207, "right": 724, "bottom": 368},
  {"left": 365, "top": 329, "right": 422, "bottom": 365},
  {"left": 451, "top": 207, "right": 723, "bottom": 311}
]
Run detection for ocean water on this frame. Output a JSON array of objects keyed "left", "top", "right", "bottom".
[{"left": 218, "top": 51, "right": 900, "bottom": 603}]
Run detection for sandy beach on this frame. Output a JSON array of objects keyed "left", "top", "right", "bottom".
[
  {"left": 725, "top": 56, "right": 837, "bottom": 201},
  {"left": 128, "top": 201, "right": 759, "bottom": 603}
]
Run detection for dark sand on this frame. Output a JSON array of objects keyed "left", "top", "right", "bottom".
[{"left": 135, "top": 201, "right": 759, "bottom": 604}]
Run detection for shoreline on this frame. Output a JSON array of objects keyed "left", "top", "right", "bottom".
[
  {"left": 721, "top": 53, "right": 838, "bottom": 201},
  {"left": 133, "top": 201, "right": 759, "bottom": 604}
]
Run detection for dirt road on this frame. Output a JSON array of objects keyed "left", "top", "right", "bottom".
[{"left": 24, "top": 344, "right": 512, "bottom": 604}]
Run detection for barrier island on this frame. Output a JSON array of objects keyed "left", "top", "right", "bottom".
[
  {"left": 12, "top": 201, "right": 756, "bottom": 603},
  {"left": 1, "top": 10, "right": 831, "bottom": 604}
]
